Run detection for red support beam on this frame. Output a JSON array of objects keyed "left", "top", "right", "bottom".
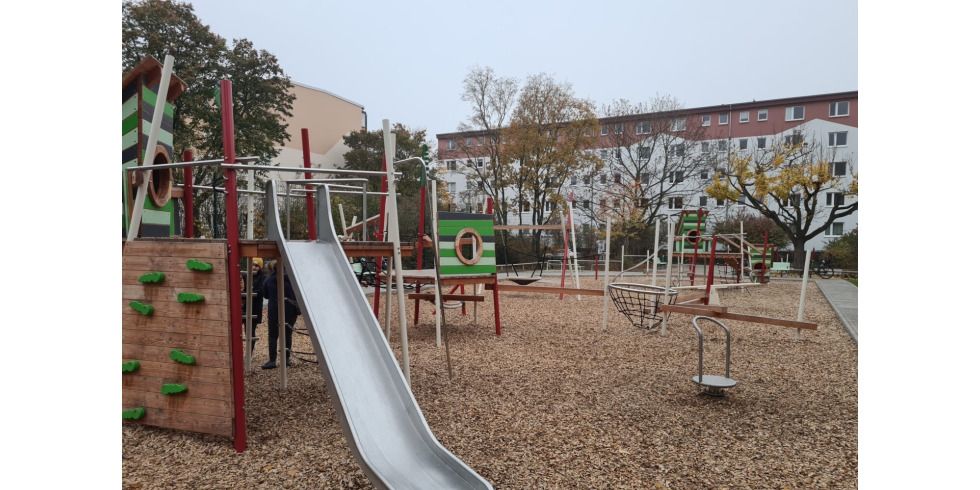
[
  {"left": 220, "top": 80, "right": 247, "bottom": 453},
  {"left": 373, "top": 156, "right": 388, "bottom": 318},
  {"left": 301, "top": 128, "right": 316, "bottom": 240},
  {"left": 704, "top": 236, "right": 718, "bottom": 305},
  {"left": 182, "top": 149, "right": 194, "bottom": 238}
]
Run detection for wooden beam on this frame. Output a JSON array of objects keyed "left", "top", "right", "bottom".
[
  {"left": 676, "top": 294, "right": 706, "bottom": 305},
  {"left": 667, "top": 303, "right": 729, "bottom": 313},
  {"left": 408, "top": 293, "right": 485, "bottom": 302},
  {"left": 493, "top": 224, "right": 565, "bottom": 231},
  {"left": 494, "top": 283, "right": 605, "bottom": 296},
  {"left": 660, "top": 305, "right": 817, "bottom": 330}
]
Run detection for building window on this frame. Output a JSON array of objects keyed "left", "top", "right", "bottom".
[
  {"left": 719, "top": 113, "right": 729, "bottom": 125},
  {"left": 521, "top": 200, "right": 530, "bottom": 213},
  {"left": 784, "top": 131, "right": 803, "bottom": 146},
  {"left": 447, "top": 139, "right": 456, "bottom": 150},
  {"left": 716, "top": 198, "right": 725, "bottom": 207},
  {"left": 670, "top": 144, "right": 685, "bottom": 156},
  {"left": 599, "top": 199, "right": 607, "bottom": 209},
  {"left": 668, "top": 196, "right": 684, "bottom": 210},
  {"left": 639, "top": 198, "right": 651, "bottom": 208},
  {"left": 599, "top": 149, "right": 608, "bottom": 159},
  {"left": 757, "top": 137, "right": 767, "bottom": 149},
  {"left": 613, "top": 173, "right": 622, "bottom": 184},
  {"left": 758, "top": 109, "right": 768, "bottom": 121},
  {"left": 785, "top": 105, "right": 805, "bottom": 121},
  {"left": 826, "top": 192, "right": 844, "bottom": 207},
  {"left": 476, "top": 158, "right": 486, "bottom": 168},
  {"left": 701, "top": 115, "right": 711, "bottom": 126},
  {"left": 829, "top": 131, "right": 848, "bottom": 147},
  {"left": 700, "top": 142, "right": 710, "bottom": 153},
  {"left": 446, "top": 160, "right": 457, "bottom": 171},
  {"left": 583, "top": 200, "right": 591, "bottom": 209},
  {"left": 699, "top": 196, "right": 708, "bottom": 207},
  {"left": 830, "top": 161, "right": 847, "bottom": 176},
  {"left": 641, "top": 172, "right": 651, "bottom": 185},
  {"left": 829, "top": 101, "right": 850, "bottom": 117},
  {"left": 613, "top": 123, "right": 624, "bottom": 134},
  {"left": 717, "top": 140, "right": 728, "bottom": 151},
  {"left": 700, "top": 169, "right": 709, "bottom": 180},
  {"left": 613, "top": 199, "right": 621, "bottom": 208},
  {"left": 448, "top": 182, "right": 456, "bottom": 193},
  {"left": 739, "top": 111, "right": 750, "bottom": 123},
  {"left": 614, "top": 148, "right": 621, "bottom": 159},
  {"left": 636, "top": 120, "right": 651, "bottom": 134},
  {"left": 671, "top": 118, "right": 686, "bottom": 131},
  {"left": 739, "top": 139, "right": 749, "bottom": 150},
  {"left": 571, "top": 174, "right": 577, "bottom": 186},
  {"left": 583, "top": 174, "right": 591, "bottom": 185},
  {"left": 638, "top": 146, "right": 651, "bottom": 159},
  {"left": 601, "top": 125, "right": 609, "bottom": 136},
  {"left": 669, "top": 171, "right": 684, "bottom": 184},
  {"left": 825, "top": 222, "right": 844, "bottom": 236},
  {"left": 600, "top": 174, "right": 607, "bottom": 184},
  {"left": 465, "top": 137, "right": 475, "bottom": 146}
]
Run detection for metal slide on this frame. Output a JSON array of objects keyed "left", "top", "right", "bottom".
[{"left": 265, "top": 181, "right": 492, "bottom": 489}]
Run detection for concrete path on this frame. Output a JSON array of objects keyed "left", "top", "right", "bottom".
[{"left": 815, "top": 279, "right": 858, "bottom": 343}]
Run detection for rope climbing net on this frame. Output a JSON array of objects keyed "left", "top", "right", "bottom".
[{"left": 607, "top": 283, "right": 679, "bottom": 329}]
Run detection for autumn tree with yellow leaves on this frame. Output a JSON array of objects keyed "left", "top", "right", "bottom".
[{"left": 706, "top": 135, "right": 857, "bottom": 267}]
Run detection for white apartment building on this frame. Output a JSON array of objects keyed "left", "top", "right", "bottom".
[{"left": 435, "top": 91, "right": 858, "bottom": 252}]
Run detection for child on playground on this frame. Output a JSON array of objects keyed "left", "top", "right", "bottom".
[
  {"left": 242, "top": 258, "right": 265, "bottom": 354},
  {"left": 260, "top": 260, "right": 300, "bottom": 369}
]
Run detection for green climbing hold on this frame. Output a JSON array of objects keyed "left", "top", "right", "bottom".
[
  {"left": 161, "top": 383, "right": 188, "bottom": 395},
  {"left": 177, "top": 292, "right": 205, "bottom": 303},
  {"left": 122, "top": 407, "right": 146, "bottom": 420},
  {"left": 169, "top": 349, "right": 196, "bottom": 365},
  {"left": 138, "top": 271, "right": 165, "bottom": 284},
  {"left": 122, "top": 360, "right": 141, "bottom": 373},
  {"left": 186, "top": 259, "right": 213, "bottom": 272},
  {"left": 129, "top": 301, "right": 154, "bottom": 316}
]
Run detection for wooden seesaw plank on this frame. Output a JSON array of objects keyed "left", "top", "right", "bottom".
[
  {"left": 493, "top": 284, "right": 605, "bottom": 296},
  {"left": 660, "top": 304, "right": 818, "bottom": 330},
  {"left": 408, "top": 293, "right": 485, "bottom": 302}
]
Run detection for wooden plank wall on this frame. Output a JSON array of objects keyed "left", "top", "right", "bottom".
[{"left": 122, "top": 240, "right": 233, "bottom": 437}]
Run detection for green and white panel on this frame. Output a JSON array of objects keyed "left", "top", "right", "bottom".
[{"left": 436, "top": 212, "right": 496, "bottom": 277}]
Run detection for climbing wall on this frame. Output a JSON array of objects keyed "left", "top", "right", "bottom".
[{"left": 122, "top": 240, "right": 233, "bottom": 437}]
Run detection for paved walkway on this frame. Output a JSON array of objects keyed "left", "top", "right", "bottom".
[{"left": 815, "top": 279, "right": 858, "bottom": 343}]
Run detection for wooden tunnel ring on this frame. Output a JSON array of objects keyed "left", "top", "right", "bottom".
[
  {"left": 454, "top": 227, "right": 484, "bottom": 266},
  {"left": 148, "top": 144, "right": 173, "bottom": 208}
]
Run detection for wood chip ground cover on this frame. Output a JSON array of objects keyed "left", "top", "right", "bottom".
[{"left": 123, "top": 279, "right": 857, "bottom": 489}]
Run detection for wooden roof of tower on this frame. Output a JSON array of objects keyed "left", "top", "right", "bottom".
[{"left": 122, "top": 55, "right": 188, "bottom": 100}]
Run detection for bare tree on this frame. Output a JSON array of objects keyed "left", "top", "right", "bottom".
[
  {"left": 707, "top": 131, "right": 858, "bottom": 267},
  {"left": 502, "top": 73, "right": 599, "bottom": 255},
  {"left": 454, "top": 66, "right": 519, "bottom": 224}
]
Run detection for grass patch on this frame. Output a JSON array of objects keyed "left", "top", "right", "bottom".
[{"left": 846, "top": 277, "right": 858, "bottom": 287}]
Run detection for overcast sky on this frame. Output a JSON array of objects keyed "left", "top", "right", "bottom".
[{"left": 187, "top": 0, "right": 857, "bottom": 137}]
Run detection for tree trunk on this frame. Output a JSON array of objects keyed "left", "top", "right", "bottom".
[{"left": 791, "top": 237, "right": 808, "bottom": 269}]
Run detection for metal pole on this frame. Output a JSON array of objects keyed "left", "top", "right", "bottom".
[
  {"left": 362, "top": 183, "right": 369, "bottom": 241},
  {"left": 431, "top": 179, "right": 443, "bottom": 347},
  {"left": 796, "top": 248, "right": 813, "bottom": 339},
  {"left": 383, "top": 120, "right": 412, "bottom": 385},
  {"left": 126, "top": 54, "right": 174, "bottom": 241},
  {"left": 620, "top": 245, "right": 625, "bottom": 273},
  {"left": 245, "top": 260, "right": 253, "bottom": 372},
  {"left": 739, "top": 220, "right": 744, "bottom": 283},
  {"left": 338, "top": 203, "right": 347, "bottom": 238},
  {"left": 559, "top": 207, "right": 568, "bottom": 300},
  {"left": 651, "top": 219, "right": 660, "bottom": 288},
  {"left": 601, "top": 215, "right": 612, "bottom": 331},
  {"left": 661, "top": 217, "right": 674, "bottom": 336},
  {"left": 246, "top": 166, "right": 254, "bottom": 240},
  {"left": 567, "top": 197, "right": 581, "bottom": 300},
  {"left": 182, "top": 149, "right": 194, "bottom": 238},
  {"left": 220, "top": 79, "right": 247, "bottom": 452}
]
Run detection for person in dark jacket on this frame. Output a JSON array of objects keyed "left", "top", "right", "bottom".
[
  {"left": 242, "top": 258, "right": 266, "bottom": 354},
  {"left": 260, "top": 260, "right": 301, "bottom": 369}
]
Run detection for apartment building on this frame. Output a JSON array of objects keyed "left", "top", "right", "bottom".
[{"left": 435, "top": 91, "right": 858, "bottom": 251}]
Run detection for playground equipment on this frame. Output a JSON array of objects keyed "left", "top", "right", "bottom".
[
  {"left": 607, "top": 284, "right": 678, "bottom": 329},
  {"left": 690, "top": 316, "right": 737, "bottom": 397}
]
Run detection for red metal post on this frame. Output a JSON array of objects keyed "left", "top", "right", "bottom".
[
  {"left": 491, "top": 277, "right": 502, "bottom": 335},
  {"left": 372, "top": 157, "right": 389, "bottom": 318},
  {"left": 301, "top": 129, "right": 316, "bottom": 240},
  {"left": 412, "top": 175, "right": 427, "bottom": 326},
  {"left": 182, "top": 149, "right": 194, "bottom": 238},
  {"left": 485, "top": 196, "right": 494, "bottom": 215},
  {"left": 704, "top": 236, "right": 718, "bottom": 305},
  {"left": 220, "top": 80, "right": 247, "bottom": 453},
  {"left": 690, "top": 209, "right": 703, "bottom": 286},
  {"left": 594, "top": 253, "right": 599, "bottom": 280}
]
